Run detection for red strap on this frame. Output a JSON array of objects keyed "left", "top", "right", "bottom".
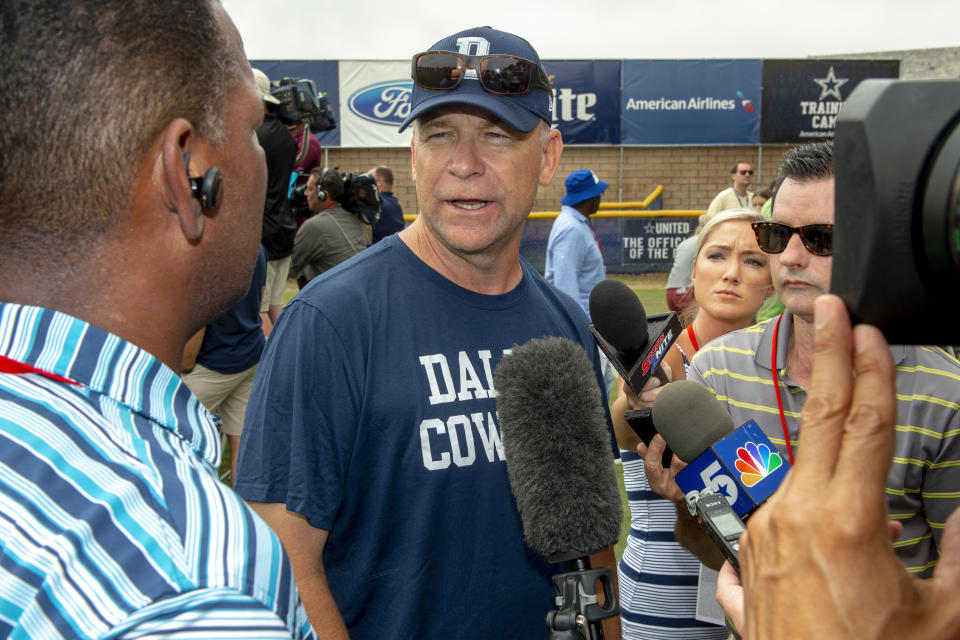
[
  {"left": 0, "top": 354, "right": 78, "bottom": 386},
  {"left": 770, "top": 313, "right": 794, "bottom": 464},
  {"left": 686, "top": 324, "right": 700, "bottom": 352}
]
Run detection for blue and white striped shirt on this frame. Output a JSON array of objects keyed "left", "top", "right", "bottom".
[{"left": 0, "top": 303, "right": 315, "bottom": 639}]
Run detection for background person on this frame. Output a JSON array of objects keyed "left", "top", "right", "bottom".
[
  {"left": 182, "top": 245, "right": 268, "bottom": 486},
  {"left": 0, "top": 1, "right": 312, "bottom": 636},
  {"left": 254, "top": 67, "right": 298, "bottom": 332},
  {"left": 706, "top": 161, "right": 755, "bottom": 217},
  {"left": 369, "top": 165, "right": 405, "bottom": 242},
  {"left": 545, "top": 168, "right": 609, "bottom": 316},
  {"left": 751, "top": 188, "right": 771, "bottom": 210},
  {"left": 236, "top": 26, "right": 619, "bottom": 640},
  {"left": 289, "top": 168, "right": 369, "bottom": 288},
  {"left": 545, "top": 168, "right": 615, "bottom": 393},
  {"left": 612, "top": 208, "right": 771, "bottom": 639}
]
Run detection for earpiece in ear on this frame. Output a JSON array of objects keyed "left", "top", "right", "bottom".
[{"left": 183, "top": 152, "right": 222, "bottom": 210}]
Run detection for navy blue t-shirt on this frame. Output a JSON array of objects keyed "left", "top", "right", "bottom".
[
  {"left": 196, "top": 246, "right": 267, "bottom": 374},
  {"left": 236, "top": 235, "right": 612, "bottom": 639}
]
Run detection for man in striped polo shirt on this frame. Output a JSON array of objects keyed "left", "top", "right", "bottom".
[
  {"left": 0, "top": 2, "right": 314, "bottom": 638},
  {"left": 643, "top": 141, "right": 960, "bottom": 586}
]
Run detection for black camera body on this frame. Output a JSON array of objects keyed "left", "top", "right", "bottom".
[
  {"left": 293, "top": 168, "right": 382, "bottom": 226},
  {"left": 833, "top": 80, "right": 960, "bottom": 344},
  {"left": 271, "top": 77, "right": 337, "bottom": 133},
  {"left": 340, "top": 172, "right": 382, "bottom": 225}
]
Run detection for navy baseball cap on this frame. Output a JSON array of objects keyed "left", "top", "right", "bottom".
[
  {"left": 398, "top": 26, "right": 552, "bottom": 133},
  {"left": 561, "top": 170, "right": 609, "bottom": 206}
]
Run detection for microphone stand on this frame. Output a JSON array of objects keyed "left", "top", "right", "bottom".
[{"left": 545, "top": 553, "right": 619, "bottom": 640}]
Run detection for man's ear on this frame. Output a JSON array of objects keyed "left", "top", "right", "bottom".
[
  {"left": 161, "top": 118, "right": 205, "bottom": 242},
  {"left": 538, "top": 127, "right": 563, "bottom": 187},
  {"left": 410, "top": 136, "right": 417, "bottom": 183}
]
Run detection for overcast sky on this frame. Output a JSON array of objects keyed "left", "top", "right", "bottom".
[{"left": 223, "top": 0, "right": 957, "bottom": 61}]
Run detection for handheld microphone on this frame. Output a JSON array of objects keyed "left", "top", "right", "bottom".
[
  {"left": 649, "top": 380, "right": 791, "bottom": 568},
  {"left": 652, "top": 380, "right": 791, "bottom": 519},
  {"left": 495, "top": 336, "right": 621, "bottom": 639},
  {"left": 588, "top": 279, "right": 682, "bottom": 395}
]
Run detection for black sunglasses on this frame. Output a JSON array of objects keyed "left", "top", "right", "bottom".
[
  {"left": 739, "top": 169, "right": 754, "bottom": 175},
  {"left": 411, "top": 50, "right": 552, "bottom": 96},
  {"left": 751, "top": 221, "right": 834, "bottom": 257}
]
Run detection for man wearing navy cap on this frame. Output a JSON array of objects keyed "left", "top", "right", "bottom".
[{"left": 237, "top": 26, "right": 619, "bottom": 640}]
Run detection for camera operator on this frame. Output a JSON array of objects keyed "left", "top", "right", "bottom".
[
  {"left": 715, "top": 295, "right": 960, "bottom": 639},
  {"left": 289, "top": 168, "right": 370, "bottom": 288}
]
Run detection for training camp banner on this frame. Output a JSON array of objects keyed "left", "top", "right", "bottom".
[
  {"left": 621, "top": 60, "right": 762, "bottom": 145},
  {"left": 761, "top": 59, "right": 900, "bottom": 143}
]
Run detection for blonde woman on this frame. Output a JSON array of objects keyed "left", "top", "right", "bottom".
[{"left": 613, "top": 209, "right": 772, "bottom": 639}]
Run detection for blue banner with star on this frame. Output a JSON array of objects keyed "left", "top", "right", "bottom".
[{"left": 760, "top": 59, "right": 899, "bottom": 143}]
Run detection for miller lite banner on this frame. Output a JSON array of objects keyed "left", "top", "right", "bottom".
[
  {"left": 761, "top": 59, "right": 899, "bottom": 142},
  {"left": 621, "top": 60, "right": 762, "bottom": 145},
  {"left": 542, "top": 60, "right": 621, "bottom": 145}
]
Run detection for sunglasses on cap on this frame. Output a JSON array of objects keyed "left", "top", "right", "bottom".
[
  {"left": 751, "top": 221, "right": 834, "bottom": 257},
  {"left": 411, "top": 50, "right": 552, "bottom": 96}
]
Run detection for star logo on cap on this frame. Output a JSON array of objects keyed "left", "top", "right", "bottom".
[
  {"left": 644, "top": 223, "right": 656, "bottom": 234},
  {"left": 813, "top": 66, "right": 848, "bottom": 101}
]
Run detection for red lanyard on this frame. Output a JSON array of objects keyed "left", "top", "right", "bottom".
[
  {"left": 0, "top": 354, "right": 78, "bottom": 386},
  {"left": 770, "top": 312, "right": 795, "bottom": 464},
  {"left": 686, "top": 324, "right": 700, "bottom": 352}
]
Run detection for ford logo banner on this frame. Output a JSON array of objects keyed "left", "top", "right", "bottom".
[{"left": 348, "top": 80, "right": 414, "bottom": 126}]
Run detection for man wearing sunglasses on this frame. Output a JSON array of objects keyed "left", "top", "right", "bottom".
[
  {"left": 706, "top": 160, "right": 756, "bottom": 217},
  {"left": 236, "top": 26, "right": 619, "bottom": 640},
  {"left": 637, "top": 141, "right": 960, "bottom": 606}
]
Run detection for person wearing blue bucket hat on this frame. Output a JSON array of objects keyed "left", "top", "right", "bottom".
[
  {"left": 237, "top": 26, "right": 621, "bottom": 640},
  {"left": 546, "top": 169, "right": 614, "bottom": 394},
  {"left": 547, "top": 169, "right": 610, "bottom": 318}
]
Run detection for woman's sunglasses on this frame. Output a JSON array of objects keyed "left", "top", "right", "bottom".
[
  {"left": 751, "top": 222, "right": 834, "bottom": 257},
  {"left": 411, "top": 51, "right": 552, "bottom": 96}
]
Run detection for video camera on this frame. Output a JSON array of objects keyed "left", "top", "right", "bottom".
[
  {"left": 271, "top": 77, "right": 337, "bottom": 133},
  {"left": 293, "top": 167, "right": 382, "bottom": 226},
  {"left": 833, "top": 79, "right": 959, "bottom": 344}
]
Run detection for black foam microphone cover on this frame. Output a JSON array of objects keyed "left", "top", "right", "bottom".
[
  {"left": 651, "top": 380, "right": 735, "bottom": 462},
  {"left": 495, "top": 336, "right": 622, "bottom": 561},
  {"left": 589, "top": 279, "right": 649, "bottom": 353}
]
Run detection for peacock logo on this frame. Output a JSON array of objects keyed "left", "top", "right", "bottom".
[{"left": 735, "top": 442, "right": 783, "bottom": 487}]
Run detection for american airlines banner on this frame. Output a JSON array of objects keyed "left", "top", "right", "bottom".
[
  {"left": 542, "top": 60, "right": 621, "bottom": 145},
  {"left": 760, "top": 59, "right": 900, "bottom": 142},
  {"left": 621, "top": 60, "right": 762, "bottom": 145}
]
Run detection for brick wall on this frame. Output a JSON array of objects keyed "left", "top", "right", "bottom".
[{"left": 326, "top": 143, "right": 796, "bottom": 217}]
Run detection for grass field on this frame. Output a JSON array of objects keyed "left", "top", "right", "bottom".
[{"left": 259, "top": 273, "right": 671, "bottom": 561}]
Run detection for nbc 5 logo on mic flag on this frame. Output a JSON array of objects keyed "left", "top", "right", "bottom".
[
  {"left": 676, "top": 420, "right": 791, "bottom": 518},
  {"left": 735, "top": 441, "right": 783, "bottom": 487}
]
